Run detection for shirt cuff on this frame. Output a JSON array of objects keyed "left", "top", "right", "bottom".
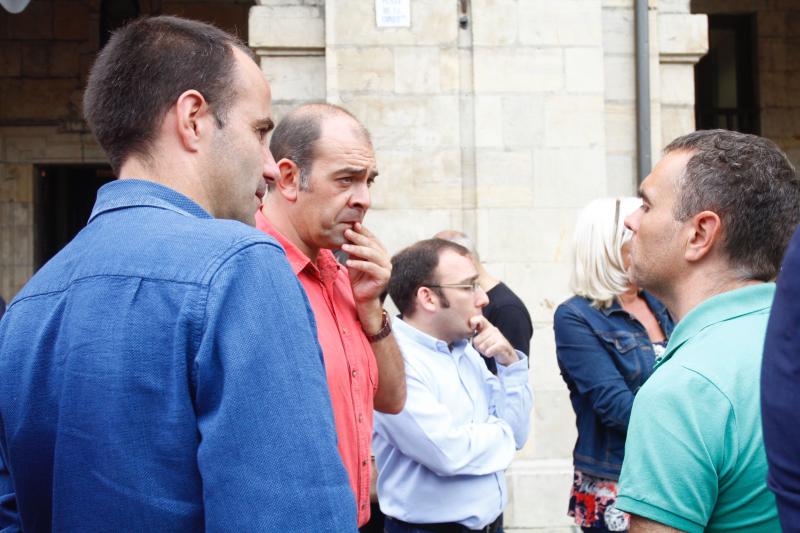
[
  {"left": 497, "top": 351, "right": 528, "bottom": 378},
  {"left": 615, "top": 495, "right": 704, "bottom": 533}
]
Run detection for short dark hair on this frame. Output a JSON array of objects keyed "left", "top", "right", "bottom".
[
  {"left": 269, "top": 103, "right": 371, "bottom": 191},
  {"left": 665, "top": 129, "right": 800, "bottom": 280},
  {"left": 83, "top": 16, "right": 253, "bottom": 174},
  {"left": 389, "top": 238, "right": 469, "bottom": 317}
]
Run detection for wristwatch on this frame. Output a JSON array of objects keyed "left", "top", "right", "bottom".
[{"left": 365, "top": 309, "right": 392, "bottom": 343}]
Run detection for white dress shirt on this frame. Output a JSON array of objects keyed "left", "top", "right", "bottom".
[{"left": 373, "top": 317, "right": 533, "bottom": 529}]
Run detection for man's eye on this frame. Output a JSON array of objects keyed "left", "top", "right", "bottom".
[{"left": 367, "top": 177, "right": 376, "bottom": 187}]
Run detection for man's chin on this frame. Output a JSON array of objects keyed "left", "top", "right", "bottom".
[{"left": 326, "top": 229, "right": 349, "bottom": 249}]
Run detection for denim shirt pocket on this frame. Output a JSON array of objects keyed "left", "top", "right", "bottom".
[{"left": 597, "top": 330, "right": 643, "bottom": 383}]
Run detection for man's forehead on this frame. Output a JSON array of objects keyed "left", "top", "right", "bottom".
[
  {"left": 435, "top": 249, "right": 477, "bottom": 278},
  {"left": 319, "top": 115, "right": 372, "bottom": 146},
  {"left": 316, "top": 117, "right": 376, "bottom": 165},
  {"left": 232, "top": 47, "right": 271, "bottom": 103},
  {"left": 642, "top": 150, "right": 692, "bottom": 198}
]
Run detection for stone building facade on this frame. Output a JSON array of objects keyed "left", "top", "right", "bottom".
[
  {"left": 248, "top": 2, "right": 707, "bottom": 529},
  {"left": 1, "top": 0, "right": 798, "bottom": 530}
]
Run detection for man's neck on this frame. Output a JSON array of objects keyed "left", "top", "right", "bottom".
[
  {"left": 118, "top": 155, "right": 212, "bottom": 215},
  {"left": 402, "top": 314, "right": 455, "bottom": 346},
  {"left": 662, "top": 266, "right": 762, "bottom": 322},
  {"left": 261, "top": 200, "right": 320, "bottom": 263}
]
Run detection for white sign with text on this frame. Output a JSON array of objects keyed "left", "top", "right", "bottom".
[{"left": 376, "top": 0, "right": 411, "bottom": 28}]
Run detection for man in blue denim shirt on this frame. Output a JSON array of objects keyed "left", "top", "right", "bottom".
[{"left": 0, "top": 16, "right": 355, "bottom": 532}]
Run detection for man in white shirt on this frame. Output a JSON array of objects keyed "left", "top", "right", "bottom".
[{"left": 374, "top": 238, "right": 533, "bottom": 533}]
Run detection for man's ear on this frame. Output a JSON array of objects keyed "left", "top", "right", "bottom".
[
  {"left": 174, "top": 90, "right": 210, "bottom": 152},
  {"left": 416, "top": 286, "right": 438, "bottom": 313},
  {"left": 685, "top": 210, "right": 722, "bottom": 263},
  {"left": 273, "top": 158, "right": 302, "bottom": 202}
]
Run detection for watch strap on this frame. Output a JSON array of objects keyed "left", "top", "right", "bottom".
[{"left": 365, "top": 309, "right": 392, "bottom": 343}]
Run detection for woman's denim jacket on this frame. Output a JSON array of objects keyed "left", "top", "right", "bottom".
[{"left": 553, "top": 292, "right": 674, "bottom": 480}]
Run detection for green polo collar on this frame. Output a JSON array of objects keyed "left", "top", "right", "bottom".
[{"left": 656, "top": 282, "right": 775, "bottom": 369}]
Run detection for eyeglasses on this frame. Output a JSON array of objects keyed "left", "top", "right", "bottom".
[{"left": 425, "top": 280, "right": 482, "bottom": 292}]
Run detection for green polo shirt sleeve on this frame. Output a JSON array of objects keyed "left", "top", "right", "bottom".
[{"left": 616, "top": 365, "right": 737, "bottom": 533}]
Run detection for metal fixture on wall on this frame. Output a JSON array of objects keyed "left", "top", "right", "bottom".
[
  {"left": 459, "top": 0, "right": 469, "bottom": 29},
  {"left": 635, "top": 0, "right": 651, "bottom": 184}
]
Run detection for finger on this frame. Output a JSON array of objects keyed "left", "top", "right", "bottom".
[
  {"left": 344, "top": 226, "right": 376, "bottom": 247},
  {"left": 342, "top": 243, "right": 392, "bottom": 270},
  {"left": 484, "top": 339, "right": 507, "bottom": 357},
  {"left": 349, "top": 224, "right": 388, "bottom": 253},
  {"left": 345, "top": 259, "right": 390, "bottom": 281},
  {"left": 472, "top": 325, "right": 495, "bottom": 343},
  {"left": 352, "top": 222, "right": 377, "bottom": 240},
  {"left": 472, "top": 330, "right": 498, "bottom": 353},
  {"left": 341, "top": 243, "right": 387, "bottom": 265}
]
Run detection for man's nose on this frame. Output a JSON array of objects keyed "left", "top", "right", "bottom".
[
  {"left": 475, "top": 287, "right": 489, "bottom": 308},
  {"left": 349, "top": 181, "right": 371, "bottom": 210},
  {"left": 263, "top": 148, "right": 280, "bottom": 184},
  {"left": 624, "top": 208, "right": 640, "bottom": 233}
]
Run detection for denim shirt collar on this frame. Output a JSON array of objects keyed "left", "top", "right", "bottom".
[
  {"left": 598, "top": 290, "right": 674, "bottom": 337},
  {"left": 656, "top": 282, "right": 775, "bottom": 369},
  {"left": 89, "top": 179, "right": 213, "bottom": 223}
]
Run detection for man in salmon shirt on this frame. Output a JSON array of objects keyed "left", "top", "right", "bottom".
[{"left": 256, "top": 103, "right": 406, "bottom": 526}]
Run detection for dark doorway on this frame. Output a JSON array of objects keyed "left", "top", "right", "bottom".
[
  {"left": 34, "top": 164, "right": 115, "bottom": 270},
  {"left": 100, "top": 0, "right": 140, "bottom": 48},
  {"left": 694, "top": 14, "right": 759, "bottom": 134}
]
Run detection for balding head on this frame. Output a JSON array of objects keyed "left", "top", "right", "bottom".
[
  {"left": 269, "top": 103, "right": 371, "bottom": 191},
  {"left": 434, "top": 230, "right": 478, "bottom": 260}
]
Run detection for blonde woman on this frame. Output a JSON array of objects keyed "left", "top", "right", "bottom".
[{"left": 554, "top": 197, "right": 674, "bottom": 532}]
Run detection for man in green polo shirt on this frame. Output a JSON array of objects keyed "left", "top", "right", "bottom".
[{"left": 616, "top": 129, "right": 800, "bottom": 532}]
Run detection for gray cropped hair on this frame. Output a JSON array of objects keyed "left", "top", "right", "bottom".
[{"left": 664, "top": 129, "right": 800, "bottom": 281}]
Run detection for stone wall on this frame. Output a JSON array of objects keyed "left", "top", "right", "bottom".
[
  {"left": 658, "top": 1, "right": 708, "bottom": 149},
  {"left": 692, "top": 0, "right": 800, "bottom": 167}
]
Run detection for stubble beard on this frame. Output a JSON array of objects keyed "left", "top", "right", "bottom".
[
  {"left": 629, "top": 254, "right": 672, "bottom": 304},
  {"left": 211, "top": 130, "right": 260, "bottom": 226}
]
